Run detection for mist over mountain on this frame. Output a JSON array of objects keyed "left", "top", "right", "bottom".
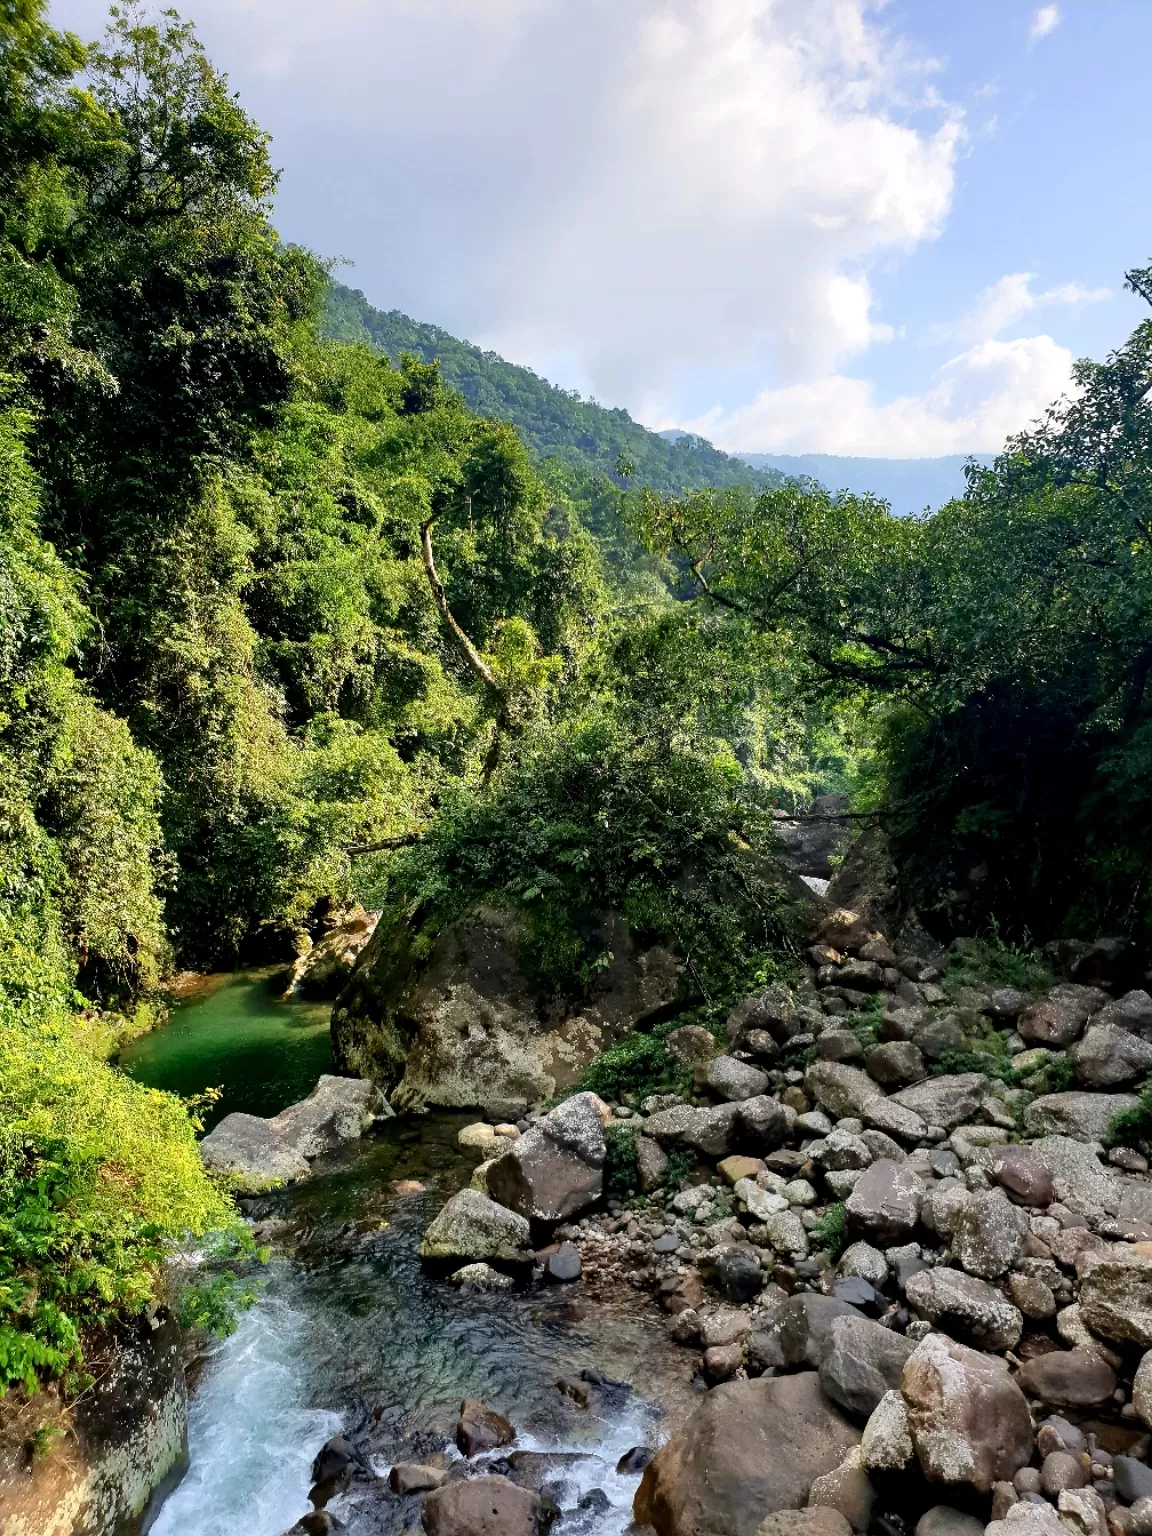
[{"left": 733, "top": 451, "right": 995, "bottom": 515}]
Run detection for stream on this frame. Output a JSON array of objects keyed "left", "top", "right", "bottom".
[{"left": 123, "top": 974, "right": 693, "bottom": 1535}]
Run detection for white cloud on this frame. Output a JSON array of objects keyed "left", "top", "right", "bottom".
[
  {"left": 678, "top": 332, "right": 1074, "bottom": 456},
  {"left": 1030, "top": 5, "right": 1061, "bottom": 41},
  {"left": 929, "top": 272, "right": 1109, "bottom": 345},
  {"left": 52, "top": 0, "right": 960, "bottom": 405}
]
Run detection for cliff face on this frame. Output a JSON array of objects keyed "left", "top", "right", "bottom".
[
  {"left": 0, "top": 1315, "right": 187, "bottom": 1536},
  {"left": 331, "top": 903, "right": 684, "bottom": 1110}
]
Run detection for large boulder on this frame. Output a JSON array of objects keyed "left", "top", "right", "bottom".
[
  {"left": 486, "top": 1092, "right": 608, "bottom": 1222},
  {"left": 888, "top": 1075, "right": 988, "bottom": 1132},
  {"left": 633, "top": 1372, "right": 860, "bottom": 1536},
  {"left": 331, "top": 904, "right": 683, "bottom": 1108},
  {"left": 707, "top": 1055, "right": 771, "bottom": 1102},
  {"left": 844, "top": 1159, "right": 924, "bottom": 1244},
  {"left": 1069, "top": 1023, "right": 1152, "bottom": 1087},
  {"left": 1018, "top": 985, "right": 1110, "bottom": 1048},
  {"left": 421, "top": 1475, "right": 547, "bottom": 1536},
  {"left": 1014, "top": 1350, "right": 1117, "bottom": 1407},
  {"left": 804, "top": 1062, "right": 883, "bottom": 1121},
  {"left": 952, "top": 1189, "right": 1027, "bottom": 1279},
  {"left": 199, "top": 1074, "right": 388, "bottom": 1191},
  {"left": 419, "top": 1189, "right": 533, "bottom": 1265},
  {"left": 777, "top": 1294, "right": 863, "bottom": 1368},
  {"left": 282, "top": 906, "right": 379, "bottom": 998},
  {"left": 901, "top": 1334, "right": 1034, "bottom": 1491},
  {"left": 1029, "top": 1136, "right": 1120, "bottom": 1214},
  {"left": 905, "top": 1267, "right": 1023, "bottom": 1351},
  {"left": 644, "top": 1102, "right": 741, "bottom": 1159},
  {"left": 818, "top": 1316, "right": 916, "bottom": 1420},
  {"left": 1023, "top": 1091, "right": 1138, "bottom": 1143}
]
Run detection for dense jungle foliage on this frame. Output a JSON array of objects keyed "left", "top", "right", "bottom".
[{"left": 3, "top": 0, "right": 1152, "bottom": 1396}]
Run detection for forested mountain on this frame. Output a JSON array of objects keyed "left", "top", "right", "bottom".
[{"left": 323, "top": 281, "right": 781, "bottom": 493}]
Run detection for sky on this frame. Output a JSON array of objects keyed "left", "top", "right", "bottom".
[{"left": 50, "top": 0, "right": 1152, "bottom": 458}]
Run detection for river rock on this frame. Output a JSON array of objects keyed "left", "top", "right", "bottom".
[
  {"left": 738, "top": 1095, "right": 792, "bottom": 1152},
  {"left": 422, "top": 1474, "right": 545, "bottom": 1535},
  {"left": 818, "top": 1316, "right": 917, "bottom": 1420},
  {"left": 666, "top": 1024, "right": 719, "bottom": 1066},
  {"left": 757, "top": 1512, "right": 853, "bottom": 1536},
  {"left": 991, "top": 1146, "right": 1054, "bottom": 1208},
  {"left": 420, "top": 1189, "right": 533, "bottom": 1264},
  {"left": 198, "top": 1112, "right": 312, "bottom": 1191},
  {"left": 633, "top": 1372, "right": 860, "bottom": 1536},
  {"left": 916, "top": 1510, "right": 985, "bottom": 1536},
  {"left": 845, "top": 1159, "right": 924, "bottom": 1244},
  {"left": 901, "top": 1334, "right": 1034, "bottom": 1491},
  {"left": 450, "top": 1262, "right": 515, "bottom": 1289},
  {"left": 1024, "top": 1092, "right": 1139, "bottom": 1143},
  {"left": 486, "top": 1092, "right": 608, "bottom": 1221},
  {"left": 807, "top": 1456, "right": 875, "bottom": 1532},
  {"left": 952, "top": 1189, "right": 1027, "bottom": 1278},
  {"left": 1133, "top": 1351, "right": 1152, "bottom": 1427},
  {"left": 1095, "top": 990, "right": 1152, "bottom": 1036},
  {"left": 985, "top": 1505, "right": 1067, "bottom": 1536},
  {"left": 456, "top": 1398, "right": 515, "bottom": 1457},
  {"left": 1079, "top": 1247, "right": 1152, "bottom": 1345},
  {"left": 1019, "top": 986, "right": 1110, "bottom": 1048},
  {"left": 865, "top": 1042, "right": 925, "bottom": 1086},
  {"left": 715, "top": 1247, "right": 766, "bottom": 1303},
  {"left": 888, "top": 1074, "right": 988, "bottom": 1132},
  {"left": 544, "top": 1242, "right": 581, "bottom": 1283},
  {"left": 863, "top": 1098, "right": 929, "bottom": 1143},
  {"left": 1014, "top": 1350, "right": 1117, "bottom": 1407},
  {"left": 777, "top": 1295, "right": 862, "bottom": 1368},
  {"left": 283, "top": 906, "right": 379, "bottom": 998},
  {"left": 810, "top": 1130, "right": 873, "bottom": 1172},
  {"left": 860, "top": 1391, "right": 913, "bottom": 1472},
  {"left": 1029, "top": 1136, "right": 1120, "bottom": 1214},
  {"left": 1070, "top": 1023, "right": 1152, "bottom": 1087},
  {"left": 634, "top": 1134, "right": 669, "bottom": 1193},
  {"left": 708, "top": 1055, "right": 771, "bottom": 1101},
  {"left": 805, "top": 1062, "right": 883, "bottom": 1120},
  {"left": 270, "top": 1075, "right": 389, "bottom": 1158},
  {"left": 390, "top": 1462, "right": 447, "bottom": 1494},
  {"left": 727, "top": 983, "right": 799, "bottom": 1044},
  {"left": 904, "top": 1267, "right": 1022, "bottom": 1350},
  {"left": 643, "top": 1101, "right": 741, "bottom": 1158}
]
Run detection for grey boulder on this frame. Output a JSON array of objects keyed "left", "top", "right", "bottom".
[
  {"left": 845, "top": 1159, "right": 924, "bottom": 1244},
  {"left": 952, "top": 1189, "right": 1027, "bottom": 1279},
  {"left": 199, "top": 1074, "right": 386, "bottom": 1190},
  {"left": 1023, "top": 1091, "right": 1138, "bottom": 1143},
  {"left": 805, "top": 1062, "right": 883, "bottom": 1120},
  {"left": 818, "top": 1315, "right": 916, "bottom": 1420},
  {"left": 905, "top": 1266, "right": 1022, "bottom": 1351},
  {"left": 888, "top": 1074, "right": 988, "bottom": 1132},
  {"left": 419, "top": 1188, "right": 534, "bottom": 1264},
  {"left": 902, "top": 1333, "right": 1034, "bottom": 1492},
  {"left": 707, "top": 1055, "right": 772, "bottom": 1102},
  {"left": 1069, "top": 1023, "right": 1152, "bottom": 1087},
  {"left": 486, "top": 1091, "right": 608, "bottom": 1221}
]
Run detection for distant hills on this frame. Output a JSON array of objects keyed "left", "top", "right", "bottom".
[
  {"left": 733, "top": 452, "right": 994, "bottom": 516},
  {"left": 324, "top": 283, "right": 990, "bottom": 512},
  {"left": 324, "top": 282, "right": 781, "bottom": 493}
]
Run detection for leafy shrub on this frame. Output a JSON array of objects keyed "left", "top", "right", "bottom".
[
  {"left": 578, "top": 1028, "right": 691, "bottom": 1103},
  {"left": 603, "top": 1122, "right": 639, "bottom": 1198},
  {"left": 1106, "top": 1085, "right": 1152, "bottom": 1156},
  {"left": 808, "top": 1202, "right": 847, "bottom": 1259}
]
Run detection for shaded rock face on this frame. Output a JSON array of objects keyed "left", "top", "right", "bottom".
[
  {"left": 0, "top": 1317, "right": 187, "bottom": 1536},
  {"left": 283, "top": 906, "right": 379, "bottom": 999},
  {"left": 331, "top": 904, "right": 682, "bottom": 1109},
  {"left": 634, "top": 1372, "right": 860, "bottom": 1536}
]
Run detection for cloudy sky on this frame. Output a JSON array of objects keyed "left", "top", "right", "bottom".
[{"left": 50, "top": 0, "right": 1152, "bottom": 457}]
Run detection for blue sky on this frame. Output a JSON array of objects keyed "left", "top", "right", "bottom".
[{"left": 50, "top": 0, "right": 1152, "bottom": 456}]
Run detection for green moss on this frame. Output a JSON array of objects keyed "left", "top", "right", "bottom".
[
  {"left": 603, "top": 1122, "right": 639, "bottom": 1198},
  {"left": 1105, "top": 1084, "right": 1152, "bottom": 1155},
  {"left": 578, "top": 1027, "right": 692, "bottom": 1103}
]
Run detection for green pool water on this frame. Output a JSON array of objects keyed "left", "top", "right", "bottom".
[{"left": 121, "top": 971, "right": 334, "bottom": 1129}]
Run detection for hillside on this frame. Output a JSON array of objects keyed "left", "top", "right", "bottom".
[{"left": 323, "top": 281, "right": 780, "bottom": 493}]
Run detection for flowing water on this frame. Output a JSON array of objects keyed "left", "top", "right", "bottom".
[{"left": 128, "top": 976, "right": 693, "bottom": 1535}]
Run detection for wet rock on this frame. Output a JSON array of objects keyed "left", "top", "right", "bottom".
[
  {"left": 805, "top": 1062, "right": 883, "bottom": 1121},
  {"left": 635, "top": 1135, "right": 669, "bottom": 1193},
  {"left": 1113, "top": 1458, "right": 1152, "bottom": 1504},
  {"left": 915, "top": 1509, "right": 985, "bottom": 1536},
  {"left": 778, "top": 1295, "right": 862, "bottom": 1368},
  {"left": 715, "top": 1247, "right": 766, "bottom": 1303},
  {"left": 1079, "top": 1248, "right": 1152, "bottom": 1345},
  {"left": 460, "top": 1122, "right": 505, "bottom": 1156},
  {"left": 905, "top": 1266, "right": 1022, "bottom": 1351},
  {"left": 420, "top": 1190, "right": 533, "bottom": 1265},
  {"left": 486, "top": 1092, "right": 608, "bottom": 1222},
  {"left": 271, "top": 1075, "right": 391, "bottom": 1159},
  {"left": 845, "top": 1159, "right": 924, "bottom": 1244},
  {"left": 807, "top": 1455, "right": 875, "bottom": 1532},
  {"left": 1024, "top": 1092, "right": 1140, "bottom": 1143},
  {"left": 902, "top": 1333, "right": 1034, "bottom": 1491},
  {"left": 390, "top": 1463, "right": 447, "bottom": 1494},
  {"left": 888, "top": 1074, "right": 988, "bottom": 1132},
  {"left": 422, "top": 1474, "right": 548, "bottom": 1536},
  {"left": 312, "top": 1436, "right": 370, "bottom": 1484},
  {"left": 199, "top": 1112, "right": 312, "bottom": 1190},
  {"left": 643, "top": 1101, "right": 741, "bottom": 1158},
  {"left": 865, "top": 1042, "right": 925, "bottom": 1087},
  {"left": 1019, "top": 986, "right": 1110, "bottom": 1048},
  {"left": 544, "top": 1243, "right": 581, "bottom": 1283},
  {"left": 708, "top": 1055, "right": 772, "bottom": 1102},
  {"left": 953, "top": 1188, "right": 1027, "bottom": 1278},
  {"left": 456, "top": 1398, "right": 515, "bottom": 1457},
  {"left": 704, "top": 1342, "right": 746, "bottom": 1383},
  {"left": 1016, "top": 1350, "right": 1117, "bottom": 1407},
  {"left": 450, "top": 1262, "right": 516, "bottom": 1289},
  {"left": 617, "top": 1446, "right": 655, "bottom": 1474},
  {"left": 1071, "top": 1024, "right": 1152, "bottom": 1088},
  {"left": 992, "top": 1147, "right": 1055, "bottom": 1208},
  {"left": 818, "top": 1316, "right": 916, "bottom": 1420},
  {"left": 633, "top": 1372, "right": 861, "bottom": 1536},
  {"left": 757, "top": 1511, "right": 853, "bottom": 1536},
  {"left": 860, "top": 1390, "right": 913, "bottom": 1472}
]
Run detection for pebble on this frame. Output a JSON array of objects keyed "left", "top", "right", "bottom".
[{"left": 1042, "top": 1451, "right": 1089, "bottom": 1495}]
